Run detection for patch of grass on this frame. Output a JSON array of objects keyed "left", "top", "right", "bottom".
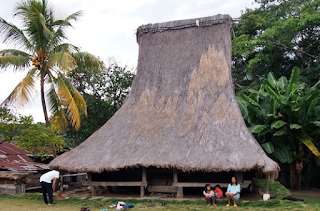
[
  {"left": 1, "top": 190, "right": 320, "bottom": 211},
  {"left": 292, "top": 194, "right": 320, "bottom": 204},
  {"left": 260, "top": 179, "right": 291, "bottom": 199}
]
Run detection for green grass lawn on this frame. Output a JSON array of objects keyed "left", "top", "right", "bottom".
[
  {"left": 0, "top": 180, "right": 318, "bottom": 211},
  {"left": 0, "top": 193, "right": 319, "bottom": 211}
]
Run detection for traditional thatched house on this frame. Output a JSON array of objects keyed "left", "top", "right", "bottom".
[{"left": 50, "top": 14, "right": 280, "bottom": 197}]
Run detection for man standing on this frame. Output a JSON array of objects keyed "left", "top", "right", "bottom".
[{"left": 39, "top": 167, "right": 59, "bottom": 205}]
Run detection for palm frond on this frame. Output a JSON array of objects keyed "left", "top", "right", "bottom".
[
  {"left": 56, "top": 77, "right": 80, "bottom": 130},
  {"left": 46, "top": 84, "right": 67, "bottom": 132},
  {"left": 0, "top": 17, "right": 32, "bottom": 50},
  {"left": 58, "top": 71, "right": 87, "bottom": 115},
  {"left": 52, "top": 10, "right": 82, "bottom": 28},
  {"left": 38, "top": 11, "right": 54, "bottom": 42},
  {"left": 53, "top": 43, "right": 79, "bottom": 53},
  {"left": 56, "top": 73, "right": 86, "bottom": 130},
  {"left": 14, "top": 0, "right": 53, "bottom": 51},
  {"left": 71, "top": 52, "right": 102, "bottom": 72},
  {"left": 50, "top": 110, "right": 68, "bottom": 133},
  {"left": 48, "top": 51, "right": 76, "bottom": 73},
  {"left": 50, "top": 11, "right": 82, "bottom": 46},
  {"left": 65, "top": 10, "right": 82, "bottom": 23},
  {"left": 0, "top": 49, "right": 31, "bottom": 70},
  {"left": 1, "top": 67, "right": 37, "bottom": 107}
]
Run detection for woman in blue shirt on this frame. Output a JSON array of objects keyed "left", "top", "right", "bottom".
[{"left": 225, "top": 176, "right": 240, "bottom": 207}]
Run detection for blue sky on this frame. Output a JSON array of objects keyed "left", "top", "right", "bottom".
[{"left": 0, "top": 0, "right": 258, "bottom": 122}]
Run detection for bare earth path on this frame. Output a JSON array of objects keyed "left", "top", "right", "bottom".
[{"left": 290, "top": 189, "right": 320, "bottom": 197}]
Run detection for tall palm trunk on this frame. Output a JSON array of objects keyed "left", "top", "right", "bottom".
[{"left": 40, "top": 70, "right": 50, "bottom": 127}]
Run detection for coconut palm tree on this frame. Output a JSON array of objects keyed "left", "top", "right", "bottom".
[{"left": 0, "top": 0, "right": 100, "bottom": 131}]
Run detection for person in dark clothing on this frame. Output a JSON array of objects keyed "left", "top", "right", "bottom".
[{"left": 39, "top": 167, "right": 59, "bottom": 205}]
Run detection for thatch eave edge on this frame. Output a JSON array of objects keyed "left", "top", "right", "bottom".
[{"left": 51, "top": 163, "right": 280, "bottom": 177}]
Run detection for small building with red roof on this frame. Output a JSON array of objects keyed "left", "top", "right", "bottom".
[{"left": 0, "top": 138, "right": 49, "bottom": 194}]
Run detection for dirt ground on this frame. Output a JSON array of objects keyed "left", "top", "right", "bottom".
[
  {"left": 41, "top": 185, "right": 320, "bottom": 201},
  {"left": 53, "top": 187, "right": 263, "bottom": 201},
  {"left": 290, "top": 189, "right": 320, "bottom": 197}
]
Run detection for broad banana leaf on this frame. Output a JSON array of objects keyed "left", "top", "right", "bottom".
[
  {"left": 271, "top": 120, "right": 287, "bottom": 129},
  {"left": 265, "top": 85, "right": 283, "bottom": 104},
  {"left": 236, "top": 96, "right": 250, "bottom": 124},
  {"left": 240, "top": 94, "right": 262, "bottom": 110},
  {"left": 300, "top": 91, "right": 320, "bottom": 111},
  {"left": 312, "top": 121, "right": 320, "bottom": 127},
  {"left": 249, "top": 125, "right": 267, "bottom": 133},
  {"left": 262, "top": 142, "right": 274, "bottom": 154},
  {"left": 287, "top": 67, "right": 300, "bottom": 95},
  {"left": 296, "top": 134, "right": 320, "bottom": 156},
  {"left": 258, "top": 127, "right": 272, "bottom": 137},
  {"left": 290, "top": 124, "right": 302, "bottom": 129},
  {"left": 272, "top": 143, "right": 293, "bottom": 163},
  {"left": 273, "top": 148, "right": 289, "bottom": 163},
  {"left": 273, "top": 129, "right": 287, "bottom": 136},
  {"left": 278, "top": 76, "right": 288, "bottom": 90},
  {"left": 266, "top": 72, "right": 278, "bottom": 90}
]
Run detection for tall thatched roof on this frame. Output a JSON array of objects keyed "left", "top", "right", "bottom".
[{"left": 50, "top": 14, "right": 280, "bottom": 176}]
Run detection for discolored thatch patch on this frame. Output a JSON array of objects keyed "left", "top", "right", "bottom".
[{"left": 50, "top": 14, "right": 279, "bottom": 176}]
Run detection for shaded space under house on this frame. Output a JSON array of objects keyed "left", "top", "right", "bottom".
[{"left": 50, "top": 14, "right": 280, "bottom": 198}]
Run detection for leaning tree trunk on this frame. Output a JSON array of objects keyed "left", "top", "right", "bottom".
[{"left": 40, "top": 70, "right": 50, "bottom": 127}]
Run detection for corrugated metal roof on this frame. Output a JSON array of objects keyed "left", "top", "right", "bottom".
[
  {"left": 0, "top": 139, "right": 29, "bottom": 155},
  {"left": 0, "top": 171, "right": 30, "bottom": 180},
  {"left": 0, "top": 138, "right": 49, "bottom": 172}
]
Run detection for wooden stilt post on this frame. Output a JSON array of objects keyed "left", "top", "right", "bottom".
[
  {"left": 141, "top": 167, "right": 147, "bottom": 197},
  {"left": 174, "top": 168, "right": 183, "bottom": 198},
  {"left": 87, "top": 172, "right": 96, "bottom": 196},
  {"left": 91, "top": 186, "right": 97, "bottom": 196},
  {"left": 235, "top": 171, "right": 244, "bottom": 183},
  {"left": 270, "top": 172, "right": 275, "bottom": 183},
  {"left": 60, "top": 171, "right": 64, "bottom": 191},
  {"left": 88, "top": 172, "right": 92, "bottom": 182},
  {"left": 267, "top": 174, "right": 271, "bottom": 194},
  {"left": 173, "top": 168, "right": 178, "bottom": 183}
]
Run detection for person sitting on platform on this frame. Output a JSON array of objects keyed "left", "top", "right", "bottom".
[
  {"left": 203, "top": 184, "right": 217, "bottom": 206},
  {"left": 225, "top": 176, "right": 241, "bottom": 207},
  {"left": 214, "top": 185, "right": 223, "bottom": 199}
]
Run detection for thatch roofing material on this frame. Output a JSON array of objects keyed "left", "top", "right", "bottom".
[{"left": 50, "top": 14, "right": 280, "bottom": 176}]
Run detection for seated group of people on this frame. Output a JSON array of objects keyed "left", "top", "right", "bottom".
[{"left": 203, "top": 176, "right": 240, "bottom": 207}]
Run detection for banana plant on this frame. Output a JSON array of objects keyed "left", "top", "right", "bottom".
[{"left": 237, "top": 67, "right": 320, "bottom": 164}]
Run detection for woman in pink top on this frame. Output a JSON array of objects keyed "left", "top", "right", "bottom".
[{"left": 203, "top": 184, "right": 217, "bottom": 206}]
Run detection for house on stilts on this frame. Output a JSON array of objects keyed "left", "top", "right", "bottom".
[{"left": 50, "top": 14, "right": 280, "bottom": 198}]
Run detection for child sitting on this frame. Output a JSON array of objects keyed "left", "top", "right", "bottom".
[
  {"left": 214, "top": 185, "right": 223, "bottom": 199},
  {"left": 203, "top": 184, "right": 217, "bottom": 206}
]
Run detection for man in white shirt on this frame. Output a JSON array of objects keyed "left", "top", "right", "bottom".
[{"left": 39, "top": 167, "right": 60, "bottom": 205}]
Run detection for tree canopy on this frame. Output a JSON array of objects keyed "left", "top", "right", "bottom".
[
  {"left": 64, "top": 59, "right": 135, "bottom": 147},
  {"left": 0, "top": 107, "right": 65, "bottom": 159},
  {"left": 232, "top": 0, "right": 320, "bottom": 90}
]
